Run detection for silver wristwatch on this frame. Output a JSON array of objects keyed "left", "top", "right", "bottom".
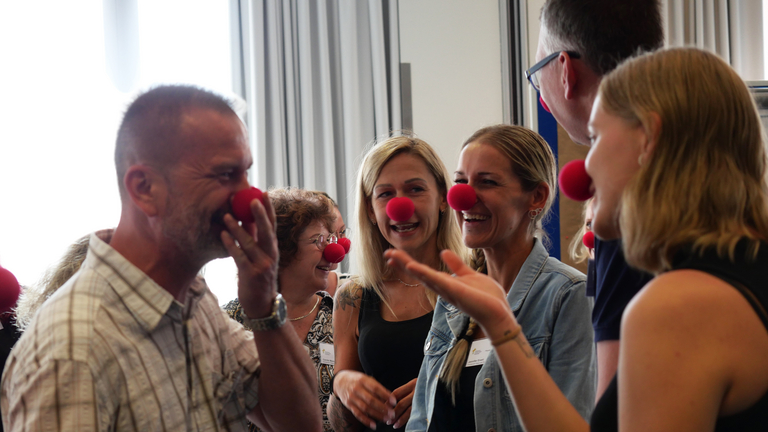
[{"left": 243, "top": 294, "right": 287, "bottom": 331}]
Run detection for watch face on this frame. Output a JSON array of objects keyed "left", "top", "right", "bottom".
[
  {"left": 246, "top": 294, "right": 287, "bottom": 331},
  {"left": 275, "top": 294, "right": 287, "bottom": 322}
]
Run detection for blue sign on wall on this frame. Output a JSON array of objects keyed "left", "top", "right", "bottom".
[{"left": 537, "top": 95, "right": 560, "bottom": 259}]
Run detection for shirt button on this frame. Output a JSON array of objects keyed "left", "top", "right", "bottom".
[
  {"left": 483, "top": 378, "right": 493, "bottom": 388},
  {"left": 425, "top": 338, "right": 432, "bottom": 349}
]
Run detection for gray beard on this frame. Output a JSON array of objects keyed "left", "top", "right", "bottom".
[{"left": 161, "top": 203, "right": 229, "bottom": 268}]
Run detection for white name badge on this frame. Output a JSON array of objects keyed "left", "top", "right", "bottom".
[
  {"left": 465, "top": 338, "right": 492, "bottom": 367},
  {"left": 319, "top": 342, "right": 335, "bottom": 365}
]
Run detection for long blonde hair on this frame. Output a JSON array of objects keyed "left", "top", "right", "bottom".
[
  {"left": 351, "top": 135, "right": 467, "bottom": 304},
  {"left": 569, "top": 198, "right": 594, "bottom": 264},
  {"left": 599, "top": 48, "right": 768, "bottom": 273}
]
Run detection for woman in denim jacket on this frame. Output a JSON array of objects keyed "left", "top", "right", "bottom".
[{"left": 404, "top": 125, "right": 596, "bottom": 432}]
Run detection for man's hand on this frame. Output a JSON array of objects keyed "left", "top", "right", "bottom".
[{"left": 221, "top": 190, "right": 279, "bottom": 319}]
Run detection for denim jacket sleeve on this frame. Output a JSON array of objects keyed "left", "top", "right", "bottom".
[
  {"left": 406, "top": 347, "right": 431, "bottom": 432},
  {"left": 543, "top": 275, "right": 596, "bottom": 420}
]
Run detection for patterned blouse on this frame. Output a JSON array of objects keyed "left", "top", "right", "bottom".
[{"left": 223, "top": 292, "right": 335, "bottom": 431}]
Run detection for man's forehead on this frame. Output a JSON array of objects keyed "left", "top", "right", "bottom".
[{"left": 172, "top": 109, "right": 250, "bottom": 160}]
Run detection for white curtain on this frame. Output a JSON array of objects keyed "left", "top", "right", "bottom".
[
  {"left": 236, "top": 0, "right": 402, "bottom": 225},
  {"left": 662, "top": 0, "right": 764, "bottom": 80}
]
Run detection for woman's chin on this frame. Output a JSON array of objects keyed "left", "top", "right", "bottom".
[{"left": 462, "top": 234, "right": 489, "bottom": 250}]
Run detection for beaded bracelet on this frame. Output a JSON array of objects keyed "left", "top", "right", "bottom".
[{"left": 490, "top": 325, "right": 523, "bottom": 347}]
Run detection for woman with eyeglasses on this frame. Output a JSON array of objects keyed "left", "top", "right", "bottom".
[
  {"left": 311, "top": 191, "right": 351, "bottom": 298},
  {"left": 224, "top": 187, "right": 341, "bottom": 431},
  {"left": 328, "top": 136, "right": 466, "bottom": 432},
  {"left": 387, "top": 48, "right": 768, "bottom": 431}
]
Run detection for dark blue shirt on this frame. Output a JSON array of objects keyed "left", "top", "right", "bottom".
[{"left": 591, "top": 238, "right": 653, "bottom": 341}]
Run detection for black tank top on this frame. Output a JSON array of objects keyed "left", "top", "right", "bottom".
[
  {"left": 358, "top": 288, "right": 433, "bottom": 432},
  {"left": 591, "top": 240, "right": 768, "bottom": 431}
]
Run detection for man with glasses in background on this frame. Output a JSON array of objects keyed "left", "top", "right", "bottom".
[{"left": 525, "top": 0, "right": 664, "bottom": 400}]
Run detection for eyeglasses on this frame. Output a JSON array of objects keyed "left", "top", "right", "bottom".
[
  {"left": 525, "top": 51, "right": 581, "bottom": 91},
  {"left": 308, "top": 234, "right": 338, "bottom": 251},
  {"left": 337, "top": 228, "right": 350, "bottom": 239}
]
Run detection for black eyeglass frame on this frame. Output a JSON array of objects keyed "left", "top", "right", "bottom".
[{"left": 525, "top": 51, "right": 581, "bottom": 91}]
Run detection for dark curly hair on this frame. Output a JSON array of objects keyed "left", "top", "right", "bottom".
[{"left": 269, "top": 187, "right": 336, "bottom": 271}]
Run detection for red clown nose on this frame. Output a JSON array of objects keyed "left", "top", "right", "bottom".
[
  {"left": 447, "top": 184, "right": 476, "bottom": 211},
  {"left": 338, "top": 237, "right": 351, "bottom": 253},
  {"left": 0, "top": 267, "right": 21, "bottom": 315},
  {"left": 232, "top": 187, "right": 265, "bottom": 223},
  {"left": 539, "top": 95, "right": 551, "bottom": 113},
  {"left": 582, "top": 231, "right": 595, "bottom": 249},
  {"left": 559, "top": 160, "right": 593, "bottom": 202},
  {"left": 323, "top": 243, "right": 346, "bottom": 263},
  {"left": 386, "top": 197, "right": 415, "bottom": 222}
]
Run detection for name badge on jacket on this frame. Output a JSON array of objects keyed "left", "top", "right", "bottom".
[{"left": 465, "top": 338, "right": 492, "bottom": 367}]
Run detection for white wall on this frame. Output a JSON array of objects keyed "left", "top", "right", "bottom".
[{"left": 398, "top": 0, "right": 504, "bottom": 174}]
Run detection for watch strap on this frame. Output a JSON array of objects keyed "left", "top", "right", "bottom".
[{"left": 242, "top": 294, "right": 286, "bottom": 331}]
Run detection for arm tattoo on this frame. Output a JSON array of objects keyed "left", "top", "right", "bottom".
[
  {"left": 335, "top": 287, "right": 361, "bottom": 312},
  {"left": 515, "top": 335, "right": 536, "bottom": 358}
]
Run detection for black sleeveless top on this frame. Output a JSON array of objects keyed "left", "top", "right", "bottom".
[
  {"left": 358, "top": 288, "right": 433, "bottom": 432},
  {"left": 591, "top": 240, "right": 768, "bottom": 431}
]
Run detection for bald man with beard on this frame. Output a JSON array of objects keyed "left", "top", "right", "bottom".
[{"left": 1, "top": 86, "right": 322, "bottom": 432}]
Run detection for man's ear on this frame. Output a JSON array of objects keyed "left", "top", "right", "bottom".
[
  {"left": 561, "top": 52, "right": 578, "bottom": 100},
  {"left": 123, "top": 165, "right": 167, "bottom": 217}
]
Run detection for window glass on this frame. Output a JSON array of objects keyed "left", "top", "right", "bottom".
[{"left": 0, "top": 1, "right": 239, "bottom": 305}]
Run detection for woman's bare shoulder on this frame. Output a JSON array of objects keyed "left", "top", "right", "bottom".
[{"left": 334, "top": 277, "right": 365, "bottom": 312}]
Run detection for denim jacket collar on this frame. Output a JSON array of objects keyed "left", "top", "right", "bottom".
[{"left": 508, "top": 239, "right": 548, "bottom": 314}]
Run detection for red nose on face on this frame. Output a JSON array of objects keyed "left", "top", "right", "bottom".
[
  {"left": 232, "top": 187, "right": 265, "bottom": 223},
  {"left": 338, "top": 237, "right": 351, "bottom": 253},
  {"left": 323, "top": 243, "right": 346, "bottom": 263},
  {"left": 582, "top": 231, "right": 595, "bottom": 249},
  {"left": 386, "top": 197, "right": 415, "bottom": 222},
  {"left": 447, "top": 184, "right": 476, "bottom": 211},
  {"left": 558, "top": 160, "right": 593, "bottom": 202},
  {"left": 0, "top": 267, "right": 21, "bottom": 315},
  {"left": 540, "top": 95, "right": 551, "bottom": 113}
]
